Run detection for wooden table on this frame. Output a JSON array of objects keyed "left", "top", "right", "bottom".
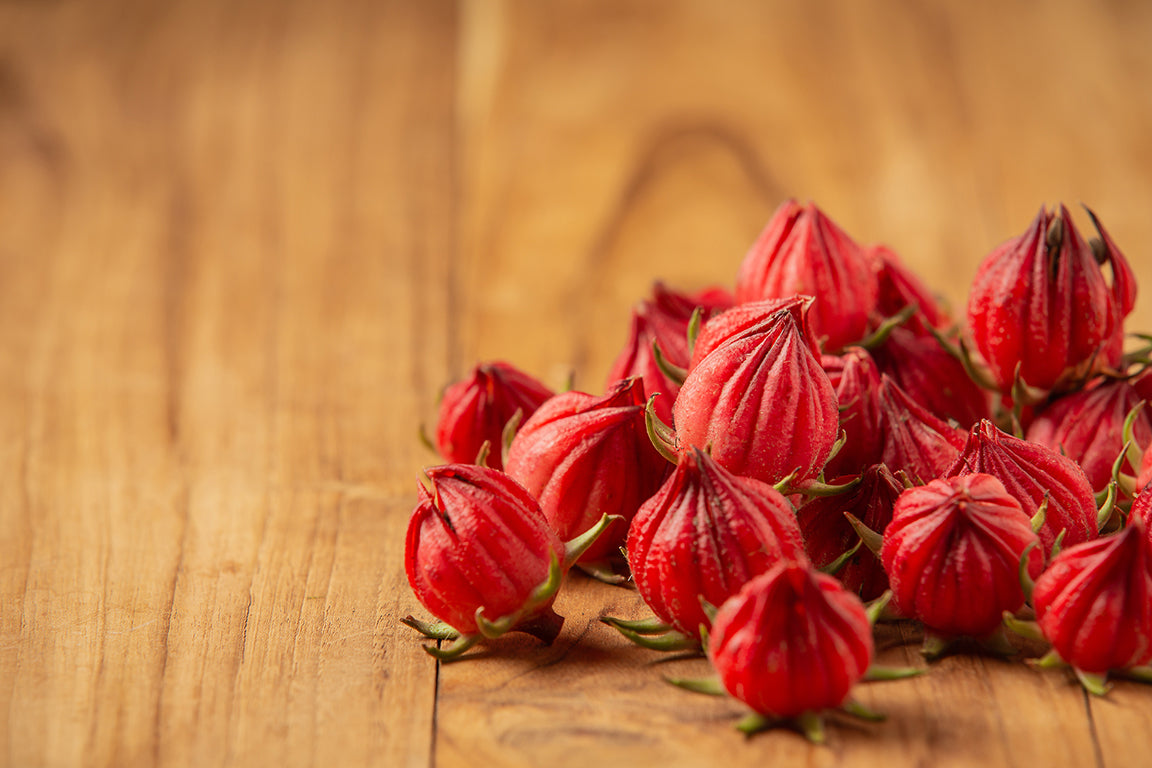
[{"left": 3, "top": 1, "right": 1152, "bottom": 766}]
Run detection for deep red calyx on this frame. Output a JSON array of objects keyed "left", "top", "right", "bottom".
[
  {"left": 606, "top": 282, "right": 733, "bottom": 424},
  {"left": 871, "top": 326, "right": 991, "bottom": 429},
  {"left": 405, "top": 463, "right": 564, "bottom": 636},
  {"left": 868, "top": 244, "right": 951, "bottom": 336},
  {"left": 735, "top": 199, "right": 879, "bottom": 353},
  {"left": 672, "top": 307, "right": 838, "bottom": 486},
  {"left": 966, "top": 205, "right": 1136, "bottom": 394},
  {"left": 797, "top": 464, "right": 903, "bottom": 600},
  {"left": 821, "top": 348, "right": 885, "bottom": 477},
  {"left": 1027, "top": 378, "right": 1152, "bottom": 492},
  {"left": 947, "top": 419, "right": 1098, "bottom": 553},
  {"left": 708, "top": 561, "right": 873, "bottom": 718},
  {"left": 505, "top": 377, "right": 668, "bottom": 563},
  {"left": 882, "top": 473, "right": 1043, "bottom": 638},
  {"left": 877, "top": 374, "right": 966, "bottom": 482},
  {"left": 627, "top": 448, "right": 807, "bottom": 639},
  {"left": 434, "top": 361, "right": 554, "bottom": 471},
  {"left": 1034, "top": 516, "right": 1152, "bottom": 674}
]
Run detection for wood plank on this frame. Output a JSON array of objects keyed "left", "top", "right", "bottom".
[
  {"left": 439, "top": 0, "right": 1152, "bottom": 766},
  {"left": 0, "top": 1, "right": 455, "bottom": 766}
]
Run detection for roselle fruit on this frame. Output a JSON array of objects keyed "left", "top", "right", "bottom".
[
  {"left": 1027, "top": 377, "right": 1152, "bottom": 492},
  {"left": 735, "top": 199, "right": 879, "bottom": 352},
  {"left": 868, "top": 244, "right": 951, "bottom": 336},
  {"left": 434, "top": 361, "right": 554, "bottom": 471},
  {"left": 626, "top": 447, "right": 807, "bottom": 640},
  {"left": 797, "top": 464, "right": 903, "bottom": 601},
  {"left": 948, "top": 420, "right": 1098, "bottom": 553},
  {"left": 606, "top": 282, "right": 732, "bottom": 424},
  {"left": 821, "top": 348, "right": 884, "bottom": 477},
  {"left": 708, "top": 561, "right": 873, "bottom": 719},
  {"left": 673, "top": 306, "right": 838, "bottom": 487},
  {"left": 505, "top": 377, "right": 668, "bottom": 564},
  {"left": 871, "top": 326, "right": 990, "bottom": 428},
  {"left": 1033, "top": 515, "right": 1152, "bottom": 675},
  {"left": 404, "top": 463, "right": 566, "bottom": 656},
  {"left": 967, "top": 205, "right": 1136, "bottom": 394},
  {"left": 877, "top": 374, "right": 966, "bottom": 482},
  {"left": 882, "top": 473, "right": 1043, "bottom": 640}
]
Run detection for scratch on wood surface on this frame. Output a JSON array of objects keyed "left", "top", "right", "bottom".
[{"left": 1083, "top": 690, "right": 1105, "bottom": 768}]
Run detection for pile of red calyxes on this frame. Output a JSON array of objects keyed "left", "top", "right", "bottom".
[{"left": 404, "top": 199, "right": 1152, "bottom": 742}]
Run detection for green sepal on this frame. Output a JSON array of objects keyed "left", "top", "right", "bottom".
[
  {"left": 980, "top": 625, "right": 1018, "bottom": 658},
  {"left": 862, "top": 664, "right": 923, "bottom": 682},
  {"left": 1050, "top": 529, "right": 1066, "bottom": 561},
  {"left": 921, "top": 632, "right": 952, "bottom": 662},
  {"left": 818, "top": 539, "right": 863, "bottom": 577},
  {"left": 865, "top": 590, "right": 893, "bottom": 628},
  {"left": 796, "top": 711, "right": 827, "bottom": 744},
  {"left": 1030, "top": 493, "right": 1049, "bottom": 534},
  {"left": 563, "top": 514, "right": 622, "bottom": 567},
  {"left": 1096, "top": 481, "right": 1118, "bottom": 533},
  {"left": 839, "top": 698, "right": 886, "bottom": 722},
  {"left": 793, "top": 474, "right": 862, "bottom": 498},
  {"left": 576, "top": 560, "right": 629, "bottom": 585},
  {"left": 644, "top": 395, "right": 680, "bottom": 464},
  {"left": 1019, "top": 541, "right": 1039, "bottom": 604},
  {"left": 500, "top": 408, "right": 523, "bottom": 468},
  {"left": 698, "top": 595, "right": 719, "bottom": 625},
  {"left": 1002, "top": 611, "right": 1045, "bottom": 643},
  {"left": 664, "top": 676, "right": 726, "bottom": 697},
  {"left": 1122, "top": 402, "right": 1146, "bottom": 469},
  {"left": 735, "top": 713, "right": 778, "bottom": 736},
  {"left": 1030, "top": 649, "right": 1065, "bottom": 669},
  {"left": 856, "top": 304, "right": 917, "bottom": 350},
  {"left": 686, "top": 307, "right": 703, "bottom": 357},
  {"left": 401, "top": 615, "right": 460, "bottom": 640},
  {"left": 600, "top": 615, "right": 672, "bottom": 635},
  {"left": 610, "top": 624, "right": 699, "bottom": 652},
  {"left": 1112, "top": 438, "right": 1138, "bottom": 499},
  {"left": 423, "top": 633, "right": 481, "bottom": 661},
  {"left": 1075, "top": 668, "right": 1111, "bottom": 697},
  {"left": 1116, "top": 666, "right": 1152, "bottom": 685},
  {"left": 844, "top": 512, "right": 884, "bottom": 557},
  {"left": 652, "top": 340, "right": 688, "bottom": 386},
  {"left": 474, "top": 440, "right": 493, "bottom": 468}
]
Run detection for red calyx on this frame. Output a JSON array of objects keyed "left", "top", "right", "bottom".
[
  {"left": 708, "top": 561, "right": 874, "bottom": 718},
  {"left": 881, "top": 473, "right": 1043, "bottom": 639},
  {"left": 405, "top": 464, "right": 565, "bottom": 638},
  {"left": 877, "top": 374, "right": 966, "bottom": 482},
  {"left": 966, "top": 205, "right": 1136, "bottom": 394},
  {"left": 821, "top": 348, "right": 885, "bottom": 477},
  {"left": 870, "top": 326, "right": 991, "bottom": 429},
  {"left": 673, "top": 306, "right": 838, "bottom": 487},
  {"left": 626, "top": 447, "right": 807, "bottom": 640},
  {"left": 797, "top": 464, "right": 903, "bottom": 601},
  {"left": 1034, "top": 514, "right": 1152, "bottom": 674},
  {"left": 735, "top": 200, "right": 879, "bottom": 353},
  {"left": 605, "top": 282, "right": 732, "bottom": 424},
  {"left": 1027, "top": 377, "right": 1152, "bottom": 493},
  {"left": 434, "top": 361, "right": 554, "bottom": 471},
  {"left": 505, "top": 377, "right": 668, "bottom": 564},
  {"left": 868, "top": 244, "right": 952, "bottom": 337},
  {"left": 948, "top": 419, "right": 1098, "bottom": 553}
]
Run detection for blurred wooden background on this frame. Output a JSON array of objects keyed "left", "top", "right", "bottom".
[{"left": 2, "top": 1, "right": 1152, "bottom": 766}]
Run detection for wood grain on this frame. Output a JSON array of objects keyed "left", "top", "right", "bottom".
[{"left": 2, "top": 0, "right": 1152, "bottom": 766}]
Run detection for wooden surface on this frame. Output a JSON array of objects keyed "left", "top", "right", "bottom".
[{"left": 2, "top": 1, "right": 1152, "bottom": 766}]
